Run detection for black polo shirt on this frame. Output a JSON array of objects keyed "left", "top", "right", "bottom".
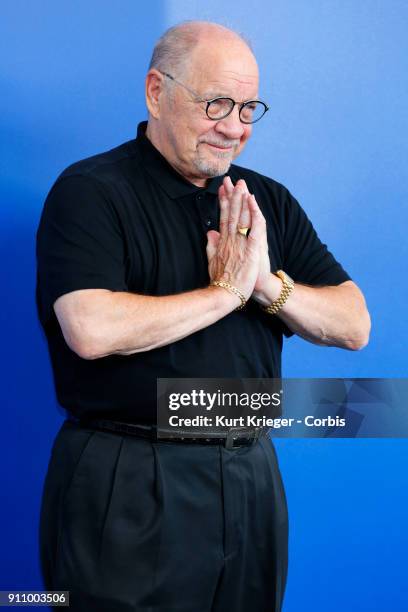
[{"left": 36, "top": 121, "right": 351, "bottom": 424}]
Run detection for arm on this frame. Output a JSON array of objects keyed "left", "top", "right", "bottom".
[
  {"left": 54, "top": 286, "right": 238, "bottom": 360},
  {"left": 253, "top": 276, "right": 371, "bottom": 350},
  {"left": 220, "top": 177, "right": 371, "bottom": 351},
  {"left": 54, "top": 180, "right": 263, "bottom": 360}
]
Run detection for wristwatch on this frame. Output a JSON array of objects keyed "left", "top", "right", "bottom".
[{"left": 261, "top": 270, "right": 295, "bottom": 315}]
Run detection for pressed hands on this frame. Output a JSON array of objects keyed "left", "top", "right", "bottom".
[{"left": 206, "top": 176, "right": 283, "bottom": 309}]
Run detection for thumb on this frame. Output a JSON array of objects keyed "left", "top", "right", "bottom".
[{"left": 206, "top": 230, "right": 221, "bottom": 260}]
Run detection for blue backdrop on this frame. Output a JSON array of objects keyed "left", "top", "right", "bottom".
[{"left": 1, "top": 1, "right": 407, "bottom": 610}]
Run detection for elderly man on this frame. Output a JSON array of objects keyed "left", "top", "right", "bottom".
[{"left": 37, "top": 21, "right": 370, "bottom": 612}]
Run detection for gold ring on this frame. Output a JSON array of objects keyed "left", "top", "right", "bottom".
[{"left": 237, "top": 226, "right": 250, "bottom": 238}]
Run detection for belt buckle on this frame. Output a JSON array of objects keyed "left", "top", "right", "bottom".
[{"left": 225, "top": 426, "right": 261, "bottom": 450}]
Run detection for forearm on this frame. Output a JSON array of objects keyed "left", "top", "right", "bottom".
[
  {"left": 55, "top": 286, "right": 239, "bottom": 360},
  {"left": 254, "top": 277, "right": 371, "bottom": 350}
]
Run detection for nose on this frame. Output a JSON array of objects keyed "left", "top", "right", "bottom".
[{"left": 214, "top": 104, "right": 246, "bottom": 140}]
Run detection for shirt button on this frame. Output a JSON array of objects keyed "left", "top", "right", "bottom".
[
  {"left": 197, "top": 193, "right": 204, "bottom": 201},
  {"left": 206, "top": 219, "right": 212, "bottom": 226}
]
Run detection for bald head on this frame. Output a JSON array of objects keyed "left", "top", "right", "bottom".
[{"left": 149, "top": 21, "right": 257, "bottom": 80}]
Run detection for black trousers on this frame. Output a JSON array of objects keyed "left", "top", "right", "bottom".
[{"left": 39, "top": 419, "right": 289, "bottom": 611}]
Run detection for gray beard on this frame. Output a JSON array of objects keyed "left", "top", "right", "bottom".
[{"left": 193, "top": 153, "right": 233, "bottom": 178}]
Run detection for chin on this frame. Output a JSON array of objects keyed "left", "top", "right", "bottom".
[{"left": 195, "top": 157, "right": 232, "bottom": 178}]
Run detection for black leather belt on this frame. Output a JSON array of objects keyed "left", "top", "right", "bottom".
[{"left": 70, "top": 416, "right": 269, "bottom": 450}]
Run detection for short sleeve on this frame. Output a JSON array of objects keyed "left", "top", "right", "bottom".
[
  {"left": 283, "top": 190, "right": 351, "bottom": 286},
  {"left": 280, "top": 190, "right": 351, "bottom": 338},
  {"left": 36, "top": 174, "right": 128, "bottom": 325}
]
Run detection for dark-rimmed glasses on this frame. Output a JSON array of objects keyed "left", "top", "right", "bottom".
[{"left": 160, "top": 71, "right": 269, "bottom": 124}]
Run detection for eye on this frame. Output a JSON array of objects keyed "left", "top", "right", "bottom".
[
  {"left": 207, "top": 98, "right": 234, "bottom": 119},
  {"left": 240, "top": 102, "right": 257, "bottom": 120},
  {"left": 240, "top": 102, "right": 267, "bottom": 124}
]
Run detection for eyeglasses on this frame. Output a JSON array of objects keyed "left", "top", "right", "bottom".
[{"left": 160, "top": 71, "right": 269, "bottom": 124}]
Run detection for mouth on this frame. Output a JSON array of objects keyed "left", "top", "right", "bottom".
[
  {"left": 202, "top": 142, "right": 234, "bottom": 152},
  {"left": 204, "top": 142, "right": 232, "bottom": 151}
]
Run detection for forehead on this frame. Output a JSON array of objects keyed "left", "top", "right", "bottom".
[{"left": 187, "top": 39, "right": 259, "bottom": 99}]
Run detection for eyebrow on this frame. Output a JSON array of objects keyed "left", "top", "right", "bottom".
[
  {"left": 201, "top": 91, "right": 260, "bottom": 102},
  {"left": 200, "top": 91, "right": 226, "bottom": 99}
]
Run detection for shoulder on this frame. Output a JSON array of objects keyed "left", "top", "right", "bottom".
[
  {"left": 42, "top": 139, "right": 143, "bottom": 218},
  {"left": 54, "top": 138, "right": 142, "bottom": 191},
  {"left": 40, "top": 140, "right": 141, "bottom": 226}
]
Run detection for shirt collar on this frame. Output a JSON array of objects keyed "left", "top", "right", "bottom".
[{"left": 134, "top": 121, "right": 225, "bottom": 199}]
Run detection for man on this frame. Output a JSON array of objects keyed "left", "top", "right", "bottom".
[{"left": 37, "top": 21, "right": 370, "bottom": 612}]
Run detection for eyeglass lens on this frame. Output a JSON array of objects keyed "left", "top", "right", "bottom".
[{"left": 207, "top": 99, "right": 267, "bottom": 123}]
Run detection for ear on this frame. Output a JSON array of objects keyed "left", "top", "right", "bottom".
[{"left": 145, "top": 69, "right": 165, "bottom": 119}]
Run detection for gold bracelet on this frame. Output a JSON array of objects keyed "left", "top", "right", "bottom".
[
  {"left": 210, "top": 280, "right": 247, "bottom": 311},
  {"left": 262, "top": 270, "right": 295, "bottom": 315}
]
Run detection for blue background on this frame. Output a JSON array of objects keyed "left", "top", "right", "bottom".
[{"left": 1, "top": 1, "right": 407, "bottom": 610}]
